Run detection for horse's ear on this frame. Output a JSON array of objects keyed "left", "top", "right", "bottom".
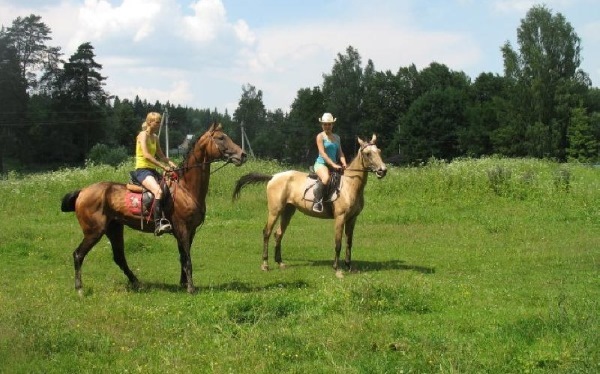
[
  {"left": 370, "top": 134, "right": 377, "bottom": 144},
  {"left": 357, "top": 137, "right": 366, "bottom": 148}
]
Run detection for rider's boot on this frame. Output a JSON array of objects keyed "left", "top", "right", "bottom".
[
  {"left": 312, "top": 180, "right": 325, "bottom": 213},
  {"left": 154, "top": 199, "right": 172, "bottom": 236}
]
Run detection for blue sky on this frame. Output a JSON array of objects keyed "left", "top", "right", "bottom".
[{"left": 1, "top": 0, "right": 599, "bottom": 113}]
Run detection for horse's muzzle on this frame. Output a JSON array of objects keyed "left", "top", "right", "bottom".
[
  {"left": 229, "top": 151, "right": 247, "bottom": 166},
  {"left": 375, "top": 168, "right": 387, "bottom": 178}
]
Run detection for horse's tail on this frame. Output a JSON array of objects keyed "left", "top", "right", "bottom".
[
  {"left": 232, "top": 173, "right": 273, "bottom": 201},
  {"left": 61, "top": 190, "right": 81, "bottom": 212}
]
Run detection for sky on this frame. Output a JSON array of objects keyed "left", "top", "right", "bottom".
[{"left": 1, "top": 0, "right": 599, "bottom": 114}]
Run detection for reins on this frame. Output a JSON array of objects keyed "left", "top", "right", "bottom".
[
  {"left": 343, "top": 167, "right": 378, "bottom": 173},
  {"left": 173, "top": 159, "right": 232, "bottom": 175}
]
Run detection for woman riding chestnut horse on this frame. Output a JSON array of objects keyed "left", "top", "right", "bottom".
[{"left": 61, "top": 123, "right": 246, "bottom": 294}]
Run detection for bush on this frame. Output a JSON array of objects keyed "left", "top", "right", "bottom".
[{"left": 86, "top": 143, "right": 129, "bottom": 167}]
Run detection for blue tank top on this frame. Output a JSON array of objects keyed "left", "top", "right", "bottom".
[{"left": 315, "top": 134, "right": 340, "bottom": 165}]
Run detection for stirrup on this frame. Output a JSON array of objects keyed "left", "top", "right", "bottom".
[
  {"left": 154, "top": 218, "right": 172, "bottom": 236},
  {"left": 312, "top": 200, "right": 323, "bottom": 213}
]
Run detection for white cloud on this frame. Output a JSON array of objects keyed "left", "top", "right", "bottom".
[
  {"left": 242, "top": 17, "right": 479, "bottom": 77},
  {"left": 181, "top": 0, "right": 227, "bottom": 43},
  {"left": 75, "top": 0, "right": 163, "bottom": 42},
  {"left": 111, "top": 73, "right": 193, "bottom": 106},
  {"left": 233, "top": 19, "right": 255, "bottom": 45}
]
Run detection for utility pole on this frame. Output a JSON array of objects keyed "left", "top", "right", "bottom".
[
  {"left": 158, "top": 109, "right": 170, "bottom": 157},
  {"left": 240, "top": 120, "right": 254, "bottom": 158}
]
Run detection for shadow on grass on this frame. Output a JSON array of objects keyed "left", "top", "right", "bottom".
[
  {"left": 131, "top": 280, "right": 311, "bottom": 294},
  {"left": 121, "top": 260, "right": 433, "bottom": 294},
  {"left": 298, "top": 259, "right": 435, "bottom": 274}
]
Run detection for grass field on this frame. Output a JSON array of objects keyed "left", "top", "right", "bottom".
[{"left": 0, "top": 157, "right": 598, "bottom": 373}]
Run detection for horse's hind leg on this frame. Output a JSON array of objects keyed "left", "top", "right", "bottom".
[
  {"left": 262, "top": 211, "right": 280, "bottom": 271},
  {"left": 274, "top": 204, "right": 296, "bottom": 269},
  {"left": 73, "top": 233, "right": 103, "bottom": 295},
  {"left": 105, "top": 221, "right": 139, "bottom": 288}
]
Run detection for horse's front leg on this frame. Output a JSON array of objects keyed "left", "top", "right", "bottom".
[
  {"left": 333, "top": 216, "right": 345, "bottom": 278},
  {"left": 344, "top": 216, "right": 358, "bottom": 271},
  {"left": 176, "top": 233, "right": 195, "bottom": 293}
]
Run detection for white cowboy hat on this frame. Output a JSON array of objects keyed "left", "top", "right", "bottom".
[{"left": 318, "top": 113, "right": 336, "bottom": 123}]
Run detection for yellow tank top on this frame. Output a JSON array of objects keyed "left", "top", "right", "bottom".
[{"left": 135, "top": 132, "right": 158, "bottom": 169}]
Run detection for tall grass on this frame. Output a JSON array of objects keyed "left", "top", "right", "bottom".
[{"left": 0, "top": 157, "right": 598, "bottom": 373}]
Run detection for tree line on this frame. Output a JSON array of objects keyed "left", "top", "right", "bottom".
[{"left": 1, "top": 5, "right": 598, "bottom": 173}]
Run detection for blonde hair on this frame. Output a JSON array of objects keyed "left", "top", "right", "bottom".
[{"left": 142, "top": 112, "right": 161, "bottom": 130}]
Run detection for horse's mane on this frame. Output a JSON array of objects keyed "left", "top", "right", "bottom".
[
  {"left": 180, "top": 123, "right": 220, "bottom": 169},
  {"left": 181, "top": 134, "right": 201, "bottom": 167}
]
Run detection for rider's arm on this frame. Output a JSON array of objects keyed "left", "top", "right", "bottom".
[
  {"left": 335, "top": 134, "right": 347, "bottom": 169},
  {"left": 155, "top": 140, "right": 177, "bottom": 169}
]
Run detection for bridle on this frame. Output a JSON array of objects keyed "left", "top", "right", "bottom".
[{"left": 343, "top": 143, "right": 382, "bottom": 174}]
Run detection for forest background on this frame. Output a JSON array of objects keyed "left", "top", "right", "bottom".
[{"left": 0, "top": 4, "right": 598, "bottom": 173}]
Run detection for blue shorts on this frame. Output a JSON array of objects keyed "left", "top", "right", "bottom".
[{"left": 134, "top": 168, "right": 161, "bottom": 184}]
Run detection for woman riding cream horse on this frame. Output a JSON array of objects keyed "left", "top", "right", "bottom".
[{"left": 312, "top": 113, "right": 347, "bottom": 212}]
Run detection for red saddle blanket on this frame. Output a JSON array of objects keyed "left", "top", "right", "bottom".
[{"left": 125, "top": 191, "right": 145, "bottom": 216}]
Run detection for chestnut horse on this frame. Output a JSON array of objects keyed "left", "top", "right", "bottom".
[
  {"left": 61, "top": 123, "right": 246, "bottom": 294},
  {"left": 232, "top": 135, "right": 386, "bottom": 277}
]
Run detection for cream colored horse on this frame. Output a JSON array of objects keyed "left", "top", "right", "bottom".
[{"left": 233, "top": 135, "right": 387, "bottom": 277}]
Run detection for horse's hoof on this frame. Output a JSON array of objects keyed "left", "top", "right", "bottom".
[
  {"left": 261, "top": 264, "right": 270, "bottom": 271},
  {"left": 278, "top": 262, "right": 287, "bottom": 270},
  {"left": 187, "top": 286, "right": 196, "bottom": 294},
  {"left": 335, "top": 270, "right": 344, "bottom": 279},
  {"left": 127, "top": 282, "right": 142, "bottom": 292},
  {"left": 77, "top": 288, "right": 84, "bottom": 297}
]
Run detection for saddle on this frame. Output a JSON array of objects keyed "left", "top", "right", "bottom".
[
  {"left": 304, "top": 169, "right": 342, "bottom": 203},
  {"left": 125, "top": 171, "right": 171, "bottom": 218}
]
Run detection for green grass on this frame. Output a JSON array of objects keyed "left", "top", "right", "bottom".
[{"left": 0, "top": 157, "right": 599, "bottom": 373}]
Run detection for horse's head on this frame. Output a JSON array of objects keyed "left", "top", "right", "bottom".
[
  {"left": 357, "top": 135, "right": 387, "bottom": 178},
  {"left": 203, "top": 123, "right": 247, "bottom": 166}
]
